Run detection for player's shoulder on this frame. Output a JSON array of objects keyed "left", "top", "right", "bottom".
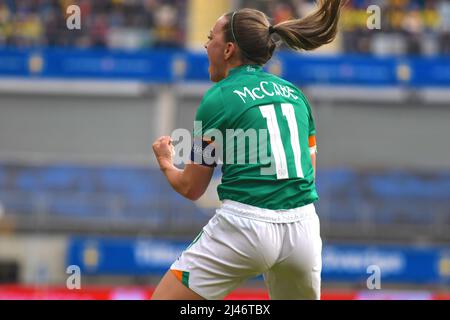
[
  {"left": 268, "top": 72, "right": 311, "bottom": 104},
  {"left": 265, "top": 71, "right": 302, "bottom": 94},
  {"left": 200, "top": 82, "right": 224, "bottom": 106},
  {"left": 202, "top": 74, "right": 247, "bottom": 105}
]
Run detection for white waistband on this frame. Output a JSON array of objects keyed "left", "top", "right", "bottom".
[{"left": 217, "top": 199, "right": 317, "bottom": 223}]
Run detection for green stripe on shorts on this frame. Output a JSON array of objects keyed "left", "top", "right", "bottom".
[
  {"left": 182, "top": 271, "right": 190, "bottom": 288},
  {"left": 186, "top": 230, "right": 204, "bottom": 250}
]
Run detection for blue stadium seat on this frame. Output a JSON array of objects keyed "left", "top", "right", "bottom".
[
  {"left": 1, "top": 163, "right": 448, "bottom": 230},
  {"left": 0, "top": 191, "right": 35, "bottom": 215}
]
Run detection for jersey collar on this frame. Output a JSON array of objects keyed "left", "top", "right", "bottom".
[{"left": 228, "top": 64, "right": 262, "bottom": 77}]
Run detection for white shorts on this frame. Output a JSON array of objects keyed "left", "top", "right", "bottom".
[{"left": 170, "top": 200, "right": 322, "bottom": 300}]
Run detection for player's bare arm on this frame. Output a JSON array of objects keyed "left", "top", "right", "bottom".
[
  {"left": 311, "top": 151, "right": 317, "bottom": 179},
  {"left": 153, "top": 136, "right": 214, "bottom": 201}
]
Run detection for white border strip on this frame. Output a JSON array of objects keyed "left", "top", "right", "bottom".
[
  {"left": 0, "top": 78, "right": 150, "bottom": 97},
  {"left": 306, "top": 85, "right": 409, "bottom": 103},
  {"left": 422, "top": 88, "right": 450, "bottom": 104},
  {"left": 0, "top": 78, "right": 448, "bottom": 103}
]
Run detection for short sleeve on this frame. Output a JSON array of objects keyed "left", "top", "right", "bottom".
[
  {"left": 307, "top": 104, "right": 316, "bottom": 137},
  {"left": 298, "top": 91, "right": 316, "bottom": 137},
  {"left": 194, "top": 87, "right": 226, "bottom": 137}
]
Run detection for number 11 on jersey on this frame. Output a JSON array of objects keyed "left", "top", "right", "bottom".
[{"left": 259, "top": 103, "right": 304, "bottom": 180}]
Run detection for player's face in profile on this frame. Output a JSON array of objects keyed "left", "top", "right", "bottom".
[{"left": 204, "top": 16, "right": 229, "bottom": 82}]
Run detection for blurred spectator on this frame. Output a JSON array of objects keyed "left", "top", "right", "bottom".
[
  {"left": 402, "top": 7, "right": 424, "bottom": 55},
  {"left": 438, "top": 0, "right": 450, "bottom": 54},
  {"left": 152, "top": 4, "right": 182, "bottom": 48},
  {"left": 0, "top": 2, "right": 12, "bottom": 45},
  {"left": 272, "top": 3, "right": 294, "bottom": 25}
]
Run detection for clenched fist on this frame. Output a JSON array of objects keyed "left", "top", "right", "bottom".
[{"left": 152, "top": 136, "right": 175, "bottom": 170}]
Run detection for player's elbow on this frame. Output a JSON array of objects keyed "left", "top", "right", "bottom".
[
  {"left": 179, "top": 183, "right": 205, "bottom": 201},
  {"left": 184, "top": 188, "right": 205, "bottom": 201},
  {"left": 178, "top": 165, "right": 212, "bottom": 201}
]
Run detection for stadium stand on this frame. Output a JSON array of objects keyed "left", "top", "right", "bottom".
[
  {"left": 0, "top": 0, "right": 449, "bottom": 55},
  {"left": 0, "top": 0, "right": 186, "bottom": 49},
  {"left": 0, "top": 162, "right": 448, "bottom": 242},
  {"left": 0, "top": 162, "right": 209, "bottom": 234}
]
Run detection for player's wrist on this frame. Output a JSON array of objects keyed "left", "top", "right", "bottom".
[{"left": 157, "top": 156, "right": 173, "bottom": 171}]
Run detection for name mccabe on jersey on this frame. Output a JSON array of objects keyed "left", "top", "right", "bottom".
[{"left": 233, "top": 81, "right": 299, "bottom": 103}]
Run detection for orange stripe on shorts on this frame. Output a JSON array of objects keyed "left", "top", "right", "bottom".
[{"left": 171, "top": 269, "right": 183, "bottom": 282}]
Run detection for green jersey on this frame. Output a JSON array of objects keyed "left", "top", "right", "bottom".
[{"left": 194, "top": 64, "right": 318, "bottom": 210}]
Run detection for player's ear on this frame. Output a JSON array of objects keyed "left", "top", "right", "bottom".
[{"left": 224, "top": 42, "right": 235, "bottom": 61}]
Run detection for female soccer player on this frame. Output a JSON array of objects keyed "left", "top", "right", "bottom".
[{"left": 152, "top": 0, "right": 344, "bottom": 300}]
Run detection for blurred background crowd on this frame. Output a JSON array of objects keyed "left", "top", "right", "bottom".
[
  {"left": 0, "top": 0, "right": 449, "bottom": 54},
  {"left": 0, "top": 0, "right": 186, "bottom": 49}
]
